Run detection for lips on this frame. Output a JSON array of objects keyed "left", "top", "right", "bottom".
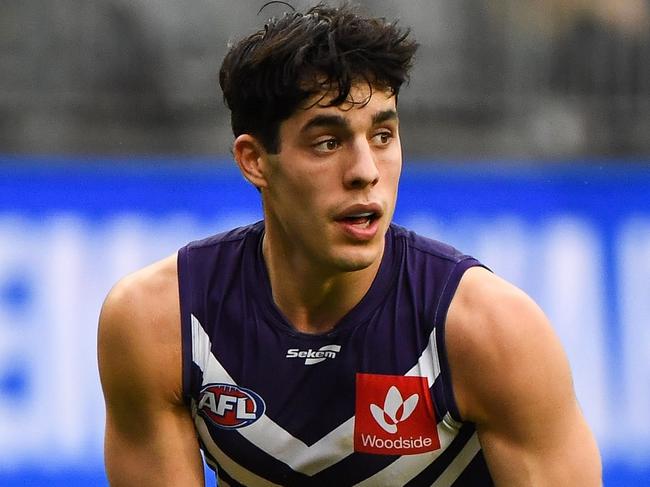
[
  {"left": 334, "top": 203, "right": 383, "bottom": 241},
  {"left": 336, "top": 203, "right": 382, "bottom": 222}
]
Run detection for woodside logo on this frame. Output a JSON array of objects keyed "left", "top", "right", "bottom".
[
  {"left": 370, "top": 385, "right": 418, "bottom": 433},
  {"left": 354, "top": 373, "right": 440, "bottom": 455}
]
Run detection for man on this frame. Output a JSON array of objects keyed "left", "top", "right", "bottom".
[{"left": 98, "top": 3, "right": 602, "bottom": 486}]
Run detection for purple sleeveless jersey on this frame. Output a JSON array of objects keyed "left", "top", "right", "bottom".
[{"left": 178, "top": 222, "right": 494, "bottom": 486}]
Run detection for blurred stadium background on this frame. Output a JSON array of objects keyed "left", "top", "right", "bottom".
[{"left": 0, "top": 0, "right": 649, "bottom": 485}]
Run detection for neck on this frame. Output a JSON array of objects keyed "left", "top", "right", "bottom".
[{"left": 262, "top": 231, "right": 384, "bottom": 335}]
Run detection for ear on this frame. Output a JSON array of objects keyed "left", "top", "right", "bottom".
[{"left": 233, "top": 134, "right": 269, "bottom": 189}]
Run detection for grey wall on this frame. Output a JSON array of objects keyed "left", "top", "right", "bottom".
[{"left": 1, "top": 0, "right": 649, "bottom": 158}]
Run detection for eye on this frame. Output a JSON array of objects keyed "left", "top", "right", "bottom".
[
  {"left": 372, "top": 131, "right": 393, "bottom": 146},
  {"left": 313, "top": 138, "right": 340, "bottom": 152}
]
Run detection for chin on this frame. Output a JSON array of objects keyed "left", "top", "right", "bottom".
[
  {"left": 331, "top": 247, "right": 380, "bottom": 273},
  {"left": 337, "top": 260, "right": 374, "bottom": 273}
]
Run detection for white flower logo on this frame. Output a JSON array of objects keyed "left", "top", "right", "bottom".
[{"left": 370, "top": 385, "right": 419, "bottom": 434}]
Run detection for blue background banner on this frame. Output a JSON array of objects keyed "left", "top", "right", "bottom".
[{"left": 0, "top": 157, "right": 648, "bottom": 486}]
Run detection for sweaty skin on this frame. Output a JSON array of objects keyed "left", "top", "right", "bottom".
[{"left": 98, "top": 84, "right": 602, "bottom": 486}]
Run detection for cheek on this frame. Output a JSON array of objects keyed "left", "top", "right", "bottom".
[
  {"left": 379, "top": 156, "right": 402, "bottom": 187},
  {"left": 284, "top": 163, "right": 339, "bottom": 205},
  {"left": 276, "top": 173, "right": 328, "bottom": 220},
  {"left": 286, "top": 174, "right": 321, "bottom": 204}
]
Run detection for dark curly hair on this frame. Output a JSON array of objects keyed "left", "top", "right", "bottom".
[{"left": 219, "top": 2, "right": 418, "bottom": 153}]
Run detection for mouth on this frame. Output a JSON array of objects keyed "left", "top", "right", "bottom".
[
  {"left": 339, "top": 211, "right": 380, "bottom": 228},
  {"left": 334, "top": 204, "right": 383, "bottom": 240}
]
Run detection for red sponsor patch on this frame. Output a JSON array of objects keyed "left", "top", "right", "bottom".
[{"left": 354, "top": 373, "right": 440, "bottom": 455}]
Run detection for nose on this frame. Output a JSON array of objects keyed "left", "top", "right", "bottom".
[{"left": 343, "top": 139, "right": 380, "bottom": 190}]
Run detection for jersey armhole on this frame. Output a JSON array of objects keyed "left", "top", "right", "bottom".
[
  {"left": 177, "top": 245, "right": 194, "bottom": 407},
  {"left": 434, "top": 258, "right": 488, "bottom": 424}
]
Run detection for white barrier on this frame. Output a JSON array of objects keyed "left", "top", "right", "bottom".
[{"left": 0, "top": 212, "right": 647, "bottom": 471}]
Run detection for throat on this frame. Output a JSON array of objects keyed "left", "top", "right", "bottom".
[
  {"left": 266, "top": 258, "right": 381, "bottom": 335},
  {"left": 271, "top": 278, "right": 360, "bottom": 334},
  {"left": 261, "top": 227, "right": 384, "bottom": 334}
]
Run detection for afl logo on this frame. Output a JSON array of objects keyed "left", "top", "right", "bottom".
[{"left": 197, "top": 383, "right": 265, "bottom": 429}]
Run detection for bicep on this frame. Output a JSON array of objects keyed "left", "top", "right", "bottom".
[
  {"left": 474, "top": 328, "right": 601, "bottom": 486},
  {"left": 98, "top": 279, "right": 204, "bottom": 487},
  {"left": 104, "top": 401, "right": 204, "bottom": 487},
  {"left": 477, "top": 401, "right": 600, "bottom": 486},
  {"left": 447, "top": 268, "right": 602, "bottom": 486}
]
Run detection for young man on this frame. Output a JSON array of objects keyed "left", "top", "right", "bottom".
[{"left": 98, "top": 4, "right": 602, "bottom": 486}]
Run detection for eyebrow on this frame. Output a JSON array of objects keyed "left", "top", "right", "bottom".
[
  {"left": 299, "top": 109, "right": 398, "bottom": 134},
  {"left": 300, "top": 114, "right": 349, "bottom": 134},
  {"left": 372, "top": 109, "right": 398, "bottom": 125}
]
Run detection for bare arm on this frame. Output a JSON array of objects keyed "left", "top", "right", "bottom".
[
  {"left": 98, "top": 255, "right": 205, "bottom": 486},
  {"left": 447, "top": 267, "right": 602, "bottom": 486}
]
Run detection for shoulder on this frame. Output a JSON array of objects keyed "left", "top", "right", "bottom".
[
  {"left": 103, "top": 253, "right": 178, "bottom": 310},
  {"left": 179, "top": 222, "right": 262, "bottom": 277},
  {"left": 183, "top": 221, "right": 263, "bottom": 253},
  {"left": 446, "top": 266, "right": 571, "bottom": 424},
  {"left": 98, "top": 253, "right": 182, "bottom": 405},
  {"left": 100, "top": 253, "right": 179, "bottom": 340},
  {"left": 390, "top": 224, "right": 471, "bottom": 263}
]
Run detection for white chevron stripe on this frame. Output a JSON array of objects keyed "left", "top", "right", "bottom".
[
  {"left": 190, "top": 314, "right": 449, "bottom": 478},
  {"left": 191, "top": 315, "right": 353, "bottom": 475},
  {"left": 244, "top": 410, "right": 354, "bottom": 475},
  {"left": 431, "top": 432, "right": 481, "bottom": 486},
  {"left": 191, "top": 314, "right": 213, "bottom": 375},
  {"left": 196, "top": 416, "right": 283, "bottom": 487},
  {"left": 405, "top": 325, "right": 441, "bottom": 386}
]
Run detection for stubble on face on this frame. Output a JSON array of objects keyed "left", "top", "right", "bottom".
[{"left": 261, "top": 84, "right": 402, "bottom": 278}]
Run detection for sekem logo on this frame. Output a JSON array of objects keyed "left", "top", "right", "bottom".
[
  {"left": 198, "top": 383, "right": 265, "bottom": 429},
  {"left": 354, "top": 373, "right": 440, "bottom": 455},
  {"left": 286, "top": 344, "right": 341, "bottom": 365}
]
